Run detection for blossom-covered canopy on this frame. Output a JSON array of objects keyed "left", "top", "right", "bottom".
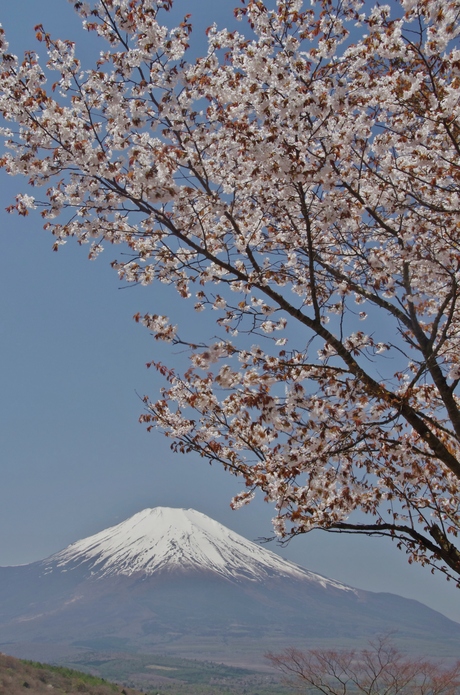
[{"left": 1, "top": 0, "right": 460, "bottom": 579}]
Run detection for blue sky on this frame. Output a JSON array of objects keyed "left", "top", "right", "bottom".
[{"left": 1, "top": 0, "right": 459, "bottom": 625}]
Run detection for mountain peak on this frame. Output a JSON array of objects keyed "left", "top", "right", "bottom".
[{"left": 46, "top": 507, "right": 354, "bottom": 591}]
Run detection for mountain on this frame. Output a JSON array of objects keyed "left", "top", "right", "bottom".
[
  {"left": 0, "top": 507, "right": 459, "bottom": 668},
  {"left": 48, "top": 507, "right": 351, "bottom": 587}
]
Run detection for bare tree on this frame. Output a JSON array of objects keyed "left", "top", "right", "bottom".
[{"left": 267, "top": 636, "right": 460, "bottom": 695}]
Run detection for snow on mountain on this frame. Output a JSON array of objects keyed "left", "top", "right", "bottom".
[{"left": 45, "top": 507, "right": 354, "bottom": 591}]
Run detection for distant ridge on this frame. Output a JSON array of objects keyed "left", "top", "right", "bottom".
[{"left": 0, "top": 507, "right": 459, "bottom": 667}]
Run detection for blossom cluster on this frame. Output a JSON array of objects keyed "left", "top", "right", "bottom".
[{"left": 2, "top": 0, "right": 460, "bottom": 578}]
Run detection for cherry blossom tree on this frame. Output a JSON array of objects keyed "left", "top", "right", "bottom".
[{"left": 1, "top": 0, "right": 460, "bottom": 579}]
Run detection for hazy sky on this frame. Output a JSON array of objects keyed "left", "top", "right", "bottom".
[{"left": 1, "top": 0, "right": 459, "bottom": 626}]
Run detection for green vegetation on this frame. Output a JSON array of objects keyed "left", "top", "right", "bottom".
[
  {"left": 0, "top": 652, "right": 140, "bottom": 695},
  {"left": 67, "top": 651, "right": 291, "bottom": 694},
  {"left": 22, "top": 661, "right": 119, "bottom": 690}
]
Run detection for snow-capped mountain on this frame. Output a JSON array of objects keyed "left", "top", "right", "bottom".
[
  {"left": 47, "top": 507, "right": 353, "bottom": 590},
  {"left": 1, "top": 507, "right": 460, "bottom": 667}
]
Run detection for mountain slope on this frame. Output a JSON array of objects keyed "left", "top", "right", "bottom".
[{"left": 0, "top": 653, "right": 142, "bottom": 695}]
